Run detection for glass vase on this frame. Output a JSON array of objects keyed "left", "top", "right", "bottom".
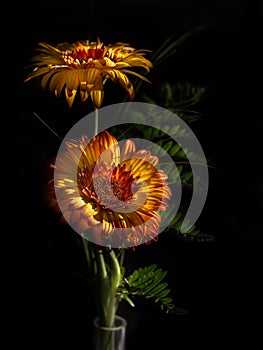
[{"left": 92, "top": 315, "right": 127, "bottom": 350}]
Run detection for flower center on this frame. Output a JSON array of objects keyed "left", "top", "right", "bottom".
[
  {"left": 111, "top": 177, "right": 133, "bottom": 202},
  {"left": 61, "top": 46, "right": 116, "bottom": 68},
  {"left": 78, "top": 164, "right": 135, "bottom": 210}
]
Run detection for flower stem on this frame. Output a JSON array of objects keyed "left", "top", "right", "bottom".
[
  {"left": 91, "top": 247, "right": 122, "bottom": 350},
  {"left": 32, "top": 111, "right": 62, "bottom": 141},
  {"left": 94, "top": 108, "right": 99, "bottom": 136}
]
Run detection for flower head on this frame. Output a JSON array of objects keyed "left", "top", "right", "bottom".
[
  {"left": 24, "top": 39, "right": 153, "bottom": 108},
  {"left": 45, "top": 130, "right": 171, "bottom": 248}
]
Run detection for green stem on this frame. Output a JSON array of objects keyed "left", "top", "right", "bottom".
[
  {"left": 96, "top": 249, "right": 108, "bottom": 279},
  {"left": 118, "top": 248, "right": 126, "bottom": 268},
  {"left": 33, "top": 111, "right": 62, "bottom": 141},
  {"left": 93, "top": 248, "right": 122, "bottom": 325},
  {"left": 82, "top": 237, "right": 92, "bottom": 270},
  {"left": 92, "top": 247, "right": 122, "bottom": 350}
]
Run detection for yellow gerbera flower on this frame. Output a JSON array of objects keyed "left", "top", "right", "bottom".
[
  {"left": 45, "top": 130, "right": 171, "bottom": 248},
  {"left": 24, "top": 39, "right": 153, "bottom": 108}
]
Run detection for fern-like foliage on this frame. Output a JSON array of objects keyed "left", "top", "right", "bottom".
[
  {"left": 118, "top": 264, "right": 186, "bottom": 315},
  {"left": 142, "top": 81, "right": 207, "bottom": 123},
  {"left": 166, "top": 212, "right": 214, "bottom": 242},
  {"left": 108, "top": 81, "right": 214, "bottom": 242}
]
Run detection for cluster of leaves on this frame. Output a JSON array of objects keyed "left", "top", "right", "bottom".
[
  {"left": 109, "top": 81, "right": 213, "bottom": 245},
  {"left": 106, "top": 81, "right": 214, "bottom": 315},
  {"left": 142, "top": 81, "right": 206, "bottom": 123},
  {"left": 118, "top": 264, "right": 186, "bottom": 315}
]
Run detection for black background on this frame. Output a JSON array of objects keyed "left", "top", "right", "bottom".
[{"left": 13, "top": 0, "right": 262, "bottom": 348}]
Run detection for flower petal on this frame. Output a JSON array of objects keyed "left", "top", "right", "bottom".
[
  {"left": 65, "top": 87, "right": 77, "bottom": 107},
  {"left": 90, "top": 90, "right": 104, "bottom": 108},
  {"left": 121, "top": 140, "right": 136, "bottom": 159}
]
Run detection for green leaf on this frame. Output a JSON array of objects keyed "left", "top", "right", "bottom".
[
  {"left": 142, "top": 81, "right": 207, "bottom": 125},
  {"left": 168, "top": 212, "right": 182, "bottom": 227},
  {"left": 119, "top": 264, "right": 181, "bottom": 314},
  {"left": 168, "top": 219, "right": 214, "bottom": 242},
  {"left": 169, "top": 143, "right": 181, "bottom": 156},
  {"left": 163, "top": 140, "right": 173, "bottom": 153},
  {"left": 147, "top": 282, "right": 168, "bottom": 297},
  {"left": 132, "top": 111, "right": 145, "bottom": 123},
  {"left": 170, "top": 125, "right": 180, "bottom": 136},
  {"left": 181, "top": 171, "right": 193, "bottom": 185},
  {"left": 169, "top": 307, "right": 187, "bottom": 315}
]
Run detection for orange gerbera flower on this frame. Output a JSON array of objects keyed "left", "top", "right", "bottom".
[
  {"left": 24, "top": 39, "right": 153, "bottom": 108},
  {"left": 45, "top": 130, "right": 171, "bottom": 248}
]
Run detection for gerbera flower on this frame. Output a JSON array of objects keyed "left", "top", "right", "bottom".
[
  {"left": 24, "top": 39, "right": 153, "bottom": 108},
  {"left": 45, "top": 130, "right": 171, "bottom": 248}
]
